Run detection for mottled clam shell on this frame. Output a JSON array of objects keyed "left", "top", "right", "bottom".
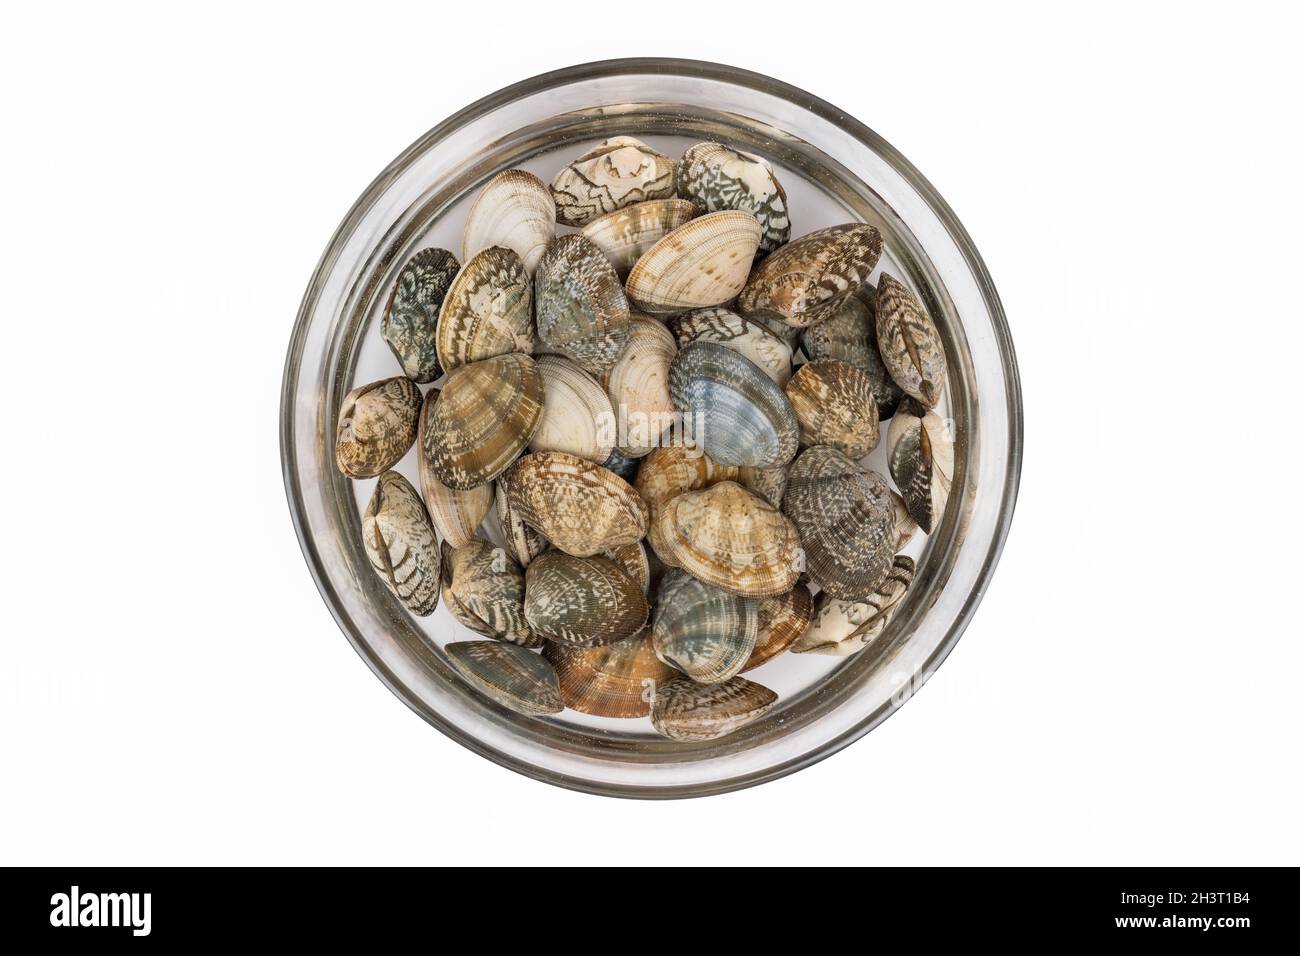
[
  {"left": 800, "top": 293, "right": 903, "bottom": 418},
  {"left": 523, "top": 551, "right": 649, "bottom": 647},
  {"left": 670, "top": 307, "right": 793, "bottom": 386},
  {"left": 550, "top": 136, "right": 676, "bottom": 227},
  {"left": 580, "top": 199, "right": 698, "bottom": 278},
  {"left": 785, "top": 359, "right": 881, "bottom": 459},
  {"left": 462, "top": 169, "right": 555, "bottom": 275},
  {"left": 417, "top": 389, "right": 493, "bottom": 547},
  {"left": 535, "top": 235, "right": 631, "bottom": 376},
  {"left": 657, "top": 481, "right": 802, "bottom": 598},
  {"left": 742, "top": 583, "right": 814, "bottom": 672},
  {"left": 650, "top": 675, "right": 777, "bottom": 741},
  {"left": 783, "top": 446, "right": 896, "bottom": 601},
  {"left": 435, "top": 246, "right": 532, "bottom": 373},
  {"left": 381, "top": 248, "right": 457, "bottom": 382},
  {"left": 737, "top": 463, "right": 789, "bottom": 509},
  {"left": 543, "top": 634, "right": 674, "bottom": 719},
  {"left": 603, "top": 541, "right": 651, "bottom": 595},
  {"left": 792, "top": 555, "right": 914, "bottom": 656},
  {"left": 335, "top": 377, "right": 422, "bottom": 478},
  {"left": 601, "top": 448, "right": 641, "bottom": 483},
  {"left": 875, "top": 273, "right": 947, "bottom": 407},
  {"left": 738, "top": 223, "right": 883, "bottom": 328},
  {"left": 440, "top": 539, "right": 537, "bottom": 646},
  {"left": 667, "top": 341, "right": 799, "bottom": 469},
  {"left": 362, "top": 472, "right": 441, "bottom": 616},
  {"left": 423, "top": 353, "right": 544, "bottom": 490},
  {"left": 652, "top": 568, "right": 759, "bottom": 684},
  {"left": 625, "top": 211, "right": 762, "bottom": 316},
  {"left": 602, "top": 315, "right": 676, "bottom": 458},
  {"left": 531, "top": 354, "right": 616, "bottom": 464},
  {"left": 503, "top": 451, "right": 649, "bottom": 557},
  {"left": 890, "top": 489, "right": 919, "bottom": 550},
  {"left": 445, "top": 640, "right": 562, "bottom": 716},
  {"left": 887, "top": 398, "right": 954, "bottom": 534},
  {"left": 494, "top": 478, "right": 548, "bottom": 567},
  {"left": 677, "top": 142, "right": 790, "bottom": 253},
  {"left": 634, "top": 442, "right": 739, "bottom": 566}
]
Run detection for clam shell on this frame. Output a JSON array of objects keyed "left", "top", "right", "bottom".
[
  {"left": 494, "top": 478, "right": 548, "bottom": 567},
  {"left": 742, "top": 583, "right": 814, "bottom": 672},
  {"left": 783, "top": 446, "right": 896, "bottom": 601},
  {"left": 362, "top": 472, "right": 441, "bottom": 616},
  {"left": 785, "top": 359, "right": 881, "bottom": 459},
  {"left": 535, "top": 235, "right": 631, "bottom": 376},
  {"left": 650, "top": 675, "right": 777, "bottom": 741},
  {"left": 580, "top": 199, "right": 698, "bottom": 277},
  {"left": 440, "top": 539, "right": 537, "bottom": 646},
  {"left": 550, "top": 136, "right": 676, "bottom": 227},
  {"left": 670, "top": 307, "right": 793, "bottom": 386},
  {"left": 652, "top": 568, "right": 759, "bottom": 683},
  {"left": 677, "top": 142, "right": 790, "bottom": 253},
  {"left": 335, "top": 377, "right": 421, "bottom": 478},
  {"left": 462, "top": 169, "right": 555, "bottom": 275},
  {"left": 633, "top": 442, "right": 739, "bottom": 565},
  {"left": 531, "top": 355, "right": 616, "bottom": 463},
  {"left": 543, "top": 634, "right": 674, "bottom": 718},
  {"left": 800, "top": 293, "right": 903, "bottom": 418},
  {"left": 445, "top": 640, "right": 562, "bottom": 716},
  {"left": 417, "top": 389, "right": 493, "bottom": 547},
  {"left": 875, "top": 273, "right": 946, "bottom": 407},
  {"left": 667, "top": 341, "right": 799, "bottom": 468},
  {"left": 503, "top": 451, "right": 649, "bottom": 557},
  {"left": 626, "top": 211, "right": 761, "bottom": 315},
  {"left": 738, "top": 223, "right": 883, "bottom": 328},
  {"left": 523, "top": 551, "right": 649, "bottom": 647},
  {"left": 601, "top": 448, "right": 641, "bottom": 483},
  {"left": 657, "top": 481, "right": 802, "bottom": 598},
  {"left": 887, "top": 398, "right": 954, "bottom": 534},
  {"left": 603, "top": 541, "right": 651, "bottom": 595},
  {"left": 602, "top": 315, "right": 677, "bottom": 458},
  {"left": 435, "top": 246, "right": 533, "bottom": 373},
  {"left": 891, "top": 489, "right": 920, "bottom": 550},
  {"left": 792, "top": 555, "right": 914, "bottom": 656},
  {"left": 381, "top": 248, "right": 457, "bottom": 382},
  {"left": 423, "top": 353, "right": 544, "bottom": 490},
  {"left": 737, "top": 463, "right": 789, "bottom": 509}
]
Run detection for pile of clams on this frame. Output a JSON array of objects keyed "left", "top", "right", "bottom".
[{"left": 336, "top": 136, "right": 954, "bottom": 742}]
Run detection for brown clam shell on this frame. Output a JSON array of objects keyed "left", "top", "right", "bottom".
[
  {"left": 887, "top": 398, "right": 954, "bottom": 534},
  {"left": 737, "top": 463, "right": 789, "bottom": 509},
  {"left": 435, "top": 246, "right": 533, "bottom": 373},
  {"left": 531, "top": 354, "right": 616, "bottom": 464},
  {"left": 633, "top": 442, "right": 739, "bottom": 565},
  {"left": 494, "top": 477, "right": 548, "bottom": 567},
  {"left": 523, "top": 551, "right": 649, "bottom": 647},
  {"left": 800, "top": 292, "right": 903, "bottom": 418},
  {"left": 650, "top": 675, "right": 777, "bottom": 741},
  {"left": 418, "top": 389, "right": 493, "bottom": 547},
  {"left": 335, "top": 377, "right": 421, "bottom": 478},
  {"left": 362, "top": 472, "right": 441, "bottom": 616},
  {"left": 440, "top": 538, "right": 537, "bottom": 647},
  {"left": 543, "top": 635, "right": 675, "bottom": 718},
  {"left": 738, "top": 223, "right": 882, "bottom": 328},
  {"left": 580, "top": 199, "right": 698, "bottom": 278},
  {"left": 625, "top": 211, "right": 762, "bottom": 315},
  {"left": 602, "top": 315, "right": 677, "bottom": 458},
  {"left": 785, "top": 359, "right": 881, "bottom": 459},
  {"left": 743, "top": 583, "right": 814, "bottom": 672},
  {"left": 875, "top": 273, "right": 946, "bottom": 408}
]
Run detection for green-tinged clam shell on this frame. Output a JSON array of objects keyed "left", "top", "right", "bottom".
[
  {"left": 417, "top": 388, "right": 493, "bottom": 547},
  {"left": 435, "top": 246, "right": 532, "bottom": 373},
  {"left": 875, "top": 273, "right": 946, "bottom": 407},
  {"left": 634, "top": 441, "right": 739, "bottom": 565},
  {"left": 887, "top": 398, "right": 954, "bottom": 534},
  {"left": 543, "top": 634, "right": 674, "bottom": 718},
  {"left": 650, "top": 675, "right": 777, "bottom": 741},
  {"left": 653, "top": 569, "right": 759, "bottom": 683},
  {"left": 792, "top": 556, "right": 914, "bottom": 656},
  {"left": 445, "top": 641, "right": 562, "bottom": 716},
  {"left": 462, "top": 169, "right": 555, "bottom": 275},
  {"left": 535, "top": 235, "right": 631, "bottom": 376},
  {"left": 743, "top": 583, "right": 814, "bottom": 672},
  {"left": 800, "top": 292, "right": 903, "bottom": 418},
  {"left": 523, "top": 551, "right": 649, "bottom": 647},
  {"left": 362, "top": 471, "right": 441, "bottom": 616},
  {"left": 738, "top": 223, "right": 882, "bottom": 328},
  {"left": 550, "top": 136, "right": 676, "bottom": 227},
  {"left": 785, "top": 360, "right": 881, "bottom": 459},
  {"left": 531, "top": 354, "right": 616, "bottom": 464},
  {"left": 580, "top": 199, "right": 698, "bottom": 278},
  {"left": 670, "top": 307, "right": 793, "bottom": 386},
  {"left": 440, "top": 539, "right": 537, "bottom": 647},
  {"left": 625, "top": 211, "right": 762, "bottom": 315},
  {"left": 381, "top": 248, "right": 457, "bottom": 382},
  {"left": 335, "top": 377, "right": 422, "bottom": 478},
  {"left": 677, "top": 142, "right": 790, "bottom": 253}
]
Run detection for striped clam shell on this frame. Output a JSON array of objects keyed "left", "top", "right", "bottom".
[
  {"left": 543, "top": 634, "right": 675, "bottom": 718},
  {"left": 633, "top": 442, "right": 739, "bottom": 566},
  {"left": 503, "top": 451, "right": 649, "bottom": 557},
  {"left": 531, "top": 354, "right": 616, "bottom": 464},
  {"left": 494, "top": 477, "right": 548, "bottom": 567},
  {"left": 440, "top": 539, "right": 537, "bottom": 647},
  {"left": 602, "top": 315, "right": 677, "bottom": 458},
  {"left": 653, "top": 568, "right": 760, "bottom": 684},
  {"left": 742, "top": 583, "right": 814, "bottom": 672},
  {"left": 876, "top": 273, "right": 946, "bottom": 408},
  {"left": 523, "top": 551, "right": 649, "bottom": 647},
  {"left": 738, "top": 223, "right": 883, "bottom": 328},
  {"left": 650, "top": 675, "right": 777, "bottom": 741},
  {"left": 737, "top": 463, "right": 789, "bottom": 509},
  {"left": 445, "top": 640, "right": 563, "bottom": 716},
  {"left": 800, "top": 292, "right": 903, "bottom": 418},
  {"left": 335, "top": 376, "right": 421, "bottom": 479},
  {"left": 625, "top": 211, "right": 762, "bottom": 316},
  {"left": 785, "top": 359, "right": 881, "bottom": 459},
  {"left": 462, "top": 169, "right": 555, "bottom": 275},
  {"left": 362, "top": 472, "right": 441, "bottom": 616},
  {"left": 435, "top": 246, "right": 533, "bottom": 373},
  {"left": 792, "top": 556, "right": 914, "bottom": 656},
  {"left": 783, "top": 446, "right": 896, "bottom": 601},
  {"left": 580, "top": 199, "right": 698, "bottom": 278},
  {"left": 417, "top": 388, "right": 494, "bottom": 547},
  {"left": 381, "top": 247, "right": 457, "bottom": 383},
  {"left": 670, "top": 307, "right": 793, "bottom": 386},
  {"left": 535, "top": 235, "right": 631, "bottom": 376},
  {"left": 887, "top": 398, "right": 954, "bottom": 534},
  {"left": 423, "top": 353, "right": 544, "bottom": 490},
  {"left": 550, "top": 136, "right": 676, "bottom": 227},
  {"left": 677, "top": 142, "right": 791, "bottom": 253}
]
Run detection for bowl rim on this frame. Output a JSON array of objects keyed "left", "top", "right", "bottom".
[{"left": 280, "top": 56, "right": 1024, "bottom": 799}]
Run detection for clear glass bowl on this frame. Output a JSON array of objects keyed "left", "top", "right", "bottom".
[{"left": 280, "top": 58, "right": 1022, "bottom": 798}]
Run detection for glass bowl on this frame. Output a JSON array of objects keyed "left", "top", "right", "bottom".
[{"left": 280, "top": 58, "right": 1022, "bottom": 798}]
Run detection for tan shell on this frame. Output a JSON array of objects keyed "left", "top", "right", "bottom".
[
  {"left": 462, "top": 169, "right": 555, "bottom": 275},
  {"left": 602, "top": 541, "right": 651, "bottom": 595},
  {"left": 445, "top": 640, "right": 562, "bottom": 716},
  {"left": 335, "top": 377, "right": 421, "bottom": 478},
  {"left": 875, "top": 273, "right": 947, "bottom": 407},
  {"left": 671, "top": 307, "right": 793, "bottom": 386},
  {"left": 800, "top": 292, "right": 903, "bottom": 418},
  {"left": 792, "top": 556, "right": 914, "bottom": 656},
  {"left": 523, "top": 551, "right": 649, "bottom": 647},
  {"left": 417, "top": 389, "right": 493, "bottom": 547},
  {"left": 785, "top": 360, "right": 881, "bottom": 459},
  {"left": 891, "top": 489, "right": 919, "bottom": 550},
  {"left": 633, "top": 443, "right": 739, "bottom": 565},
  {"left": 535, "top": 235, "right": 632, "bottom": 376},
  {"left": 543, "top": 635, "right": 675, "bottom": 718},
  {"left": 550, "top": 136, "right": 676, "bottom": 227},
  {"left": 625, "top": 211, "right": 762, "bottom": 315},
  {"left": 738, "top": 223, "right": 883, "bottom": 328},
  {"left": 503, "top": 451, "right": 649, "bottom": 557},
  {"left": 362, "top": 472, "right": 441, "bottom": 616},
  {"left": 494, "top": 478, "right": 548, "bottom": 567},
  {"left": 435, "top": 246, "right": 533, "bottom": 373},
  {"left": 531, "top": 355, "right": 616, "bottom": 463},
  {"left": 887, "top": 398, "right": 954, "bottom": 534},
  {"left": 580, "top": 199, "right": 698, "bottom": 278},
  {"left": 650, "top": 675, "right": 777, "bottom": 741},
  {"left": 737, "top": 463, "right": 789, "bottom": 509},
  {"left": 656, "top": 481, "right": 802, "bottom": 598},
  {"left": 602, "top": 315, "right": 677, "bottom": 458},
  {"left": 677, "top": 142, "right": 791, "bottom": 253},
  {"left": 652, "top": 568, "right": 759, "bottom": 684},
  {"left": 743, "top": 583, "right": 814, "bottom": 672},
  {"left": 440, "top": 539, "right": 537, "bottom": 647}
]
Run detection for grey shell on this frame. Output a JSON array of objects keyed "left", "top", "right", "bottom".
[
  {"left": 440, "top": 539, "right": 537, "bottom": 647},
  {"left": 677, "top": 141, "right": 791, "bottom": 253},
  {"left": 381, "top": 248, "right": 458, "bottom": 383},
  {"left": 445, "top": 641, "right": 563, "bottom": 716},
  {"left": 362, "top": 471, "right": 441, "bottom": 616},
  {"left": 650, "top": 675, "right": 777, "bottom": 741},
  {"left": 652, "top": 569, "right": 760, "bottom": 684},
  {"left": 523, "top": 551, "right": 649, "bottom": 647},
  {"left": 800, "top": 292, "right": 903, "bottom": 418},
  {"left": 534, "top": 235, "right": 632, "bottom": 376}
]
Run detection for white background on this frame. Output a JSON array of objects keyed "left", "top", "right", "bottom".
[{"left": 2, "top": 1, "right": 1296, "bottom": 865}]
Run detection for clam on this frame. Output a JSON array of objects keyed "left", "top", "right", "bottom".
[
  {"left": 494, "top": 477, "right": 548, "bottom": 567},
  {"left": 652, "top": 568, "right": 759, "bottom": 684},
  {"left": 462, "top": 169, "right": 555, "bottom": 275},
  {"left": 602, "top": 315, "right": 676, "bottom": 458},
  {"left": 650, "top": 675, "right": 777, "bottom": 741},
  {"left": 445, "top": 641, "right": 562, "bottom": 716},
  {"left": 523, "top": 551, "right": 649, "bottom": 647},
  {"left": 875, "top": 273, "right": 946, "bottom": 407},
  {"left": 890, "top": 489, "right": 920, "bottom": 550},
  {"left": 362, "top": 471, "right": 441, "bottom": 616},
  {"left": 531, "top": 355, "right": 616, "bottom": 463},
  {"left": 743, "top": 583, "right": 814, "bottom": 672},
  {"left": 417, "top": 389, "right": 494, "bottom": 547},
  {"left": 792, "top": 555, "right": 914, "bottom": 656},
  {"left": 435, "top": 246, "right": 533, "bottom": 373},
  {"left": 603, "top": 541, "right": 651, "bottom": 595},
  {"left": 580, "top": 199, "right": 698, "bottom": 278},
  {"left": 381, "top": 247, "right": 458, "bottom": 382},
  {"left": 335, "top": 376, "right": 421, "bottom": 478},
  {"left": 783, "top": 445, "right": 895, "bottom": 601},
  {"left": 656, "top": 481, "right": 802, "bottom": 598},
  {"left": 737, "top": 463, "right": 789, "bottom": 509},
  {"left": 887, "top": 398, "right": 954, "bottom": 534},
  {"left": 503, "top": 451, "right": 649, "bottom": 557},
  {"left": 738, "top": 223, "right": 882, "bottom": 328},
  {"left": 677, "top": 142, "right": 790, "bottom": 253},
  {"left": 785, "top": 359, "right": 881, "bottom": 459},
  {"left": 625, "top": 211, "right": 762, "bottom": 315},
  {"left": 670, "top": 307, "right": 793, "bottom": 386},
  {"left": 543, "top": 634, "right": 676, "bottom": 718},
  {"left": 800, "top": 292, "right": 903, "bottom": 418},
  {"left": 667, "top": 341, "right": 799, "bottom": 469},
  {"left": 601, "top": 448, "right": 641, "bottom": 483},
  {"left": 422, "top": 353, "right": 544, "bottom": 490},
  {"left": 441, "top": 539, "right": 537, "bottom": 647},
  {"left": 550, "top": 136, "right": 676, "bottom": 227},
  {"left": 535, "top": 235, "right": 631, "bottom": 376},
  {"left": 633, "top": 442, "right": 739, "bottom": 565}
]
